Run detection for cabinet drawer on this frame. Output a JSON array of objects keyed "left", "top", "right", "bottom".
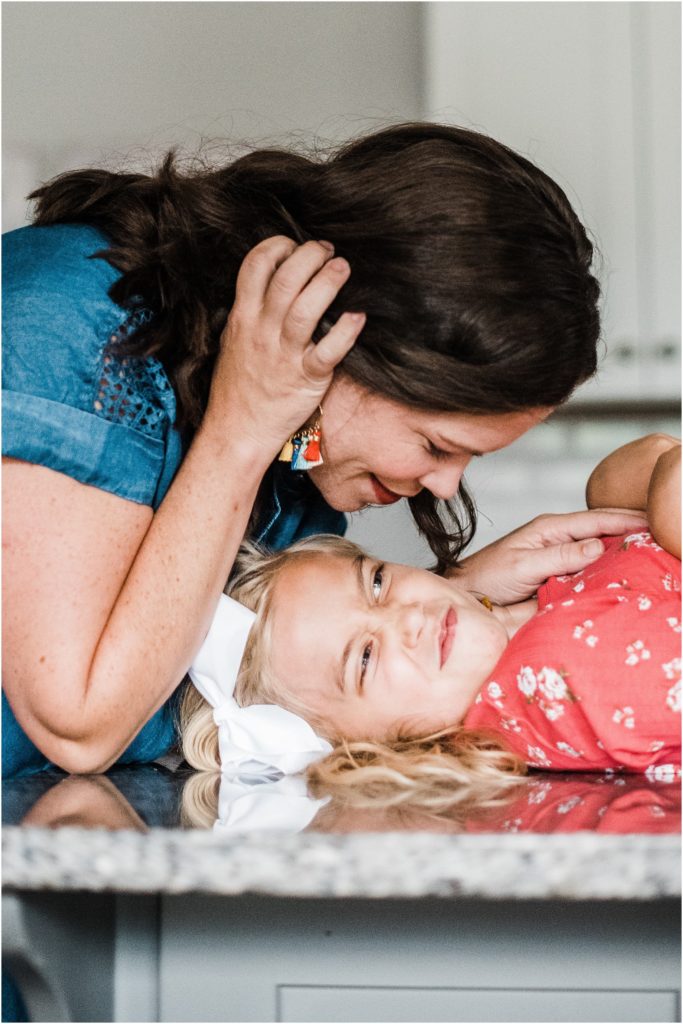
[{"left": 278, "top": 985, "right": 678, "bottom": 1023}]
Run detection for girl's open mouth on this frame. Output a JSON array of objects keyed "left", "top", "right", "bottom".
[{"left": 439, "top": 607, "right": 457, "bottom": 668}]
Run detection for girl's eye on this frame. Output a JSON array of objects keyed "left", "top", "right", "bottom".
[
  {"left": 427, "top": 441, "right": 450, "bottom": 461},
  {"left": 371, "top": 565, "right": 384, "bottom": 600},
  {"left": 360, "top": 642, "right": 373, "bottom": 687}
]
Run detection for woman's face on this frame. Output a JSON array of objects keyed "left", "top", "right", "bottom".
[
  {"left": 268, "top": 551, "right": 511, "bottom": 743},
  {"left": 309, "top": 376, "right": 552, "bottom": 511}
]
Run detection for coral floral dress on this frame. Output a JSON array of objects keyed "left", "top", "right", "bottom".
[{"left": 464, "top": 532, "right": 682, "bottom": 776}]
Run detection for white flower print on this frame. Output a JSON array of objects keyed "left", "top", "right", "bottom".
[
  {"left": 625, "top": 640, "right": 651, "bottom": 666},
  {"left": 661, "top": 572, "right": 681, "bottom": 593},
  {"left": 637, "top": 595, "right": 652, "bottom": 611},
  {"left": 666, "top": 617, "right": 682, "bottom": 633},
  {"left": 527, "top": 782, "right": 552, "bottom": 805},
  {"left": 606, "top": 579, "right": 629, "bottom": 590},
  {"left": 517, "top": 666, "right": 538, "bottom": 698},
  {"left": 572, "top": 579, "right": 585, "bottom": 593},
  {"left": 573, "top": 619, "right": 599, "bottom": 648},
  {"left": 527, "top": 744, "right": 551, "bottom": 767},
  {"left": 500, "top": 717, "right": 523, "bottom": 733},
  {"left": 537, "top": 667, "right": 568, "bottom": 700},
  {"left": 556, "top": 741, "right": 582, "bottom": 759},
  {"left": 561, "top": 599, "right": 575, "bottom": 607},
  {"left": 539, "top": 701, "right": 565, "bottom": 721},
  {"left": 612, "top": 706, "right": 635, "bottom": 729},
  {"left": 596, "top": 740, "right": 605, "bottom": 750},
  {"left": 662, "top": 657, "right": 681, "bottom": 682},
  {"left": 649, "top": 740, "right": 665, "bottom": 752},
  {"left": 665, "top": 679, "right": 681, "bottom": 713},
  {"left": 487, "top": 681, "right": 504, "bottom": 700},
  {"left": 649, "top": 805, "right": 665, "bottom": 818},
  {"left": 503, "top": 817, "right": 523, "bottom": 832},
  {"left": 557, "top": 795, "right": 583, "bottom": 814},
  {"left": 622, "top": 531, "right": 662, "bottom": 550},
  {"left": 645, "top": 764, "right": 680, "bottom": 783}
]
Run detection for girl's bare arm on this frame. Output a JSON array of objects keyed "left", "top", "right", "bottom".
[{"left": 586, "top": 433, "right": 681, "bottom": 557}]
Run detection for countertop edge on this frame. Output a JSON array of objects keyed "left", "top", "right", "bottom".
[{"left": 3, "top": 827, "right": 680, "bottom": 901}]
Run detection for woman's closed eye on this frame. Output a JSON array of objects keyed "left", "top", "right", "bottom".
[{"left": 427, "top": 441, "right": 451, "bottom": 461}]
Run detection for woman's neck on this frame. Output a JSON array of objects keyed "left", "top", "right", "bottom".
[{"left": 490, "top": 597, "right": 538, "bottom": 640}]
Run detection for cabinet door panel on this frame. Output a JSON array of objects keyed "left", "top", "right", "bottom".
[{"left": 423, "top": 3, "right": 680, "bottom": 401}]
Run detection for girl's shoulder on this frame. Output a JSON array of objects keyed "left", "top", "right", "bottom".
[{"left": 540, "top": 531, "right": 680, "bottom": 606}]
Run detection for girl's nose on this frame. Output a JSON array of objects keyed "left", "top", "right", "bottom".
[
  {"left": 395, "top": 603, "right": 424, "bottom": 648},
  {"left": 418, "top": 460, "right": 469, "bottom": 500}
]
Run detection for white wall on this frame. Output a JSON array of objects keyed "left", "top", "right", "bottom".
[{"left": 3, "top": 1, "right": 422, "bottom": 225}]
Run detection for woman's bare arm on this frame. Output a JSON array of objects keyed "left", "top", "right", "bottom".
[
  {"left": 3, "top": 237, "right": 365, "bottom": 774},
  {"left": 586, "top": 433, "right": 680, "bottom": 556}
]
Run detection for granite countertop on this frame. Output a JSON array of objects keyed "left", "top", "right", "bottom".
[
  {"left": 3, "top": 827, "right": 679, "bottom": 902},
  {"left": 3, "top": 767, "right": 680, "bottom": 902}
]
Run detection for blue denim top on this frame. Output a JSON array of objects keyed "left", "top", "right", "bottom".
[{"left": 2, "top": 224, "right": 346, "bottom": 777}]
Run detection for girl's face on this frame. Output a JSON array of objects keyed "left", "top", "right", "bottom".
[
  {"left": 268, "top": 552, "right": 511, "bottom": 743},
  {"left": 309, "top": 376, "right": 552, "bottom": 511}
]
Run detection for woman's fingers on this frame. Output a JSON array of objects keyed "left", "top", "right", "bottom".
[
  {"left": 233, "top": 235, "right": 299, "bottom": 310},
  {"left": 262, "top": 240, "right": 342, "bottom": 325},
  {"left": 522, "top": 537, "right": 609, "bottom": 580},
  {"left": 303, "top": 312, "right": 366, "bottom": 380},
  {"left": 523, "top": 509, "right": 648, "bottom": 547},
  {"left": 280, "top": 258, "right": 352, "bottom": 345}
]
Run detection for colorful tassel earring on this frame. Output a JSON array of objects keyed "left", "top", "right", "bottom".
[{"left": 279, "top": 407, "right": 324, "bottom": 471}]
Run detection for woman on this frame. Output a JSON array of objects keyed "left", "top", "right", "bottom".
[{"left": 3, "top": 122, "right": 644, "bottom": 778}]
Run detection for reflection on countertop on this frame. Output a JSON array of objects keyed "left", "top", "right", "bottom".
[
  {"left": 3, "top": 763, "right": 680, "bottom": 835},
  {"left": 2, "top": 765, "right": 680, "bottom": 901}
]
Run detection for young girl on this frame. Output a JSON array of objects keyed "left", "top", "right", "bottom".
[{"left": 180, "top": 435, "right": 681, "bottom": 793}]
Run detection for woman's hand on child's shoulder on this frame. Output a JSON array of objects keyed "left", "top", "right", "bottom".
[{"left": 450, "top": 508, "right": 649, "bottom": 604}]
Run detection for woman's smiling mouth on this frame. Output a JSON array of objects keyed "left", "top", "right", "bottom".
[
  {"left": 369, "top": 475, "right": 403, "bottom": 505},
  {"left": 439, "top": 607, "right": 457, "bottom": 668}
]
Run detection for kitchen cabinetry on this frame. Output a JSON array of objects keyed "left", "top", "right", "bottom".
[{"left": 423, "top": 2, "right": 681, "bottom": 401}]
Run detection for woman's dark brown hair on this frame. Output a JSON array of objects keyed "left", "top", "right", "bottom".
[{"left": 30, "top": 122, "right": 601, "bottom": 570}]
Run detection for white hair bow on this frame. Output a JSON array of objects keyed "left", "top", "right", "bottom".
[
  {"left": 214, "top": 773, "right": 330, "bottom": 834},
  {"left": 188, "top": 594, "right": 333, "bottom": 776}
]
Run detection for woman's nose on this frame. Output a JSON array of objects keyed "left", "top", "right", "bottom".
[{"left": 418, "top": 460, "right": 469, "bottom": 500}]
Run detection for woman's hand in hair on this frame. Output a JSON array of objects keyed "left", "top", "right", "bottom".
[
  {"left": 206, "top": 236, "right": 365, "bottom": 458},
  {"left": 449, "top": 508, "right": 649, "bottom": 604}
]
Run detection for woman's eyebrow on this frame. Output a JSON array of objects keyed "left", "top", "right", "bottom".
[{"left": 336, "top": 554, "right": 367, "bottom": 694}]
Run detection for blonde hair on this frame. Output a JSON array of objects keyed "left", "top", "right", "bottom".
[
  {"left": 179, "top": 766, "right": 529, "bottom": 832},
  {"left": 179, "top": 535, "right": 527, "bottom": 796}
]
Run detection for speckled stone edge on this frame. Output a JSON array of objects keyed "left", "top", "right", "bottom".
[{"left": 3, "top": 827, "right": 680, "bottom": 900}]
